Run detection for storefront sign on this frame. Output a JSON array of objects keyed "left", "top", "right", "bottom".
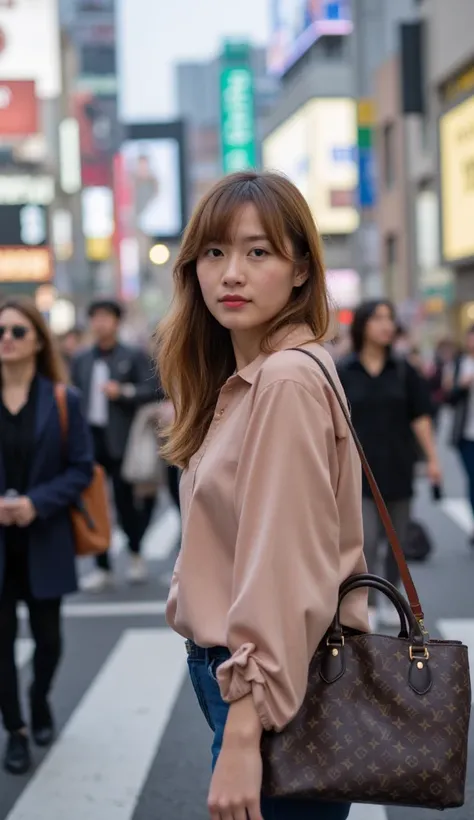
[
  {"left": 440, "top": 95, "right": 474, "bottom": 262},
  {"left": 263, "top": 97, "right": 359, "bottom": 234},
  {"left": 0, "top": 247, "right": 52, "bottom": 281},
  {"left": 219, "top": 42, "right": 256, "bottom": 173},
  {"left": 0, "top": 80, "right": 38, "bottom": 136},
  {"left": 0, "top": 174, "right": 54, "bottom": 204}
]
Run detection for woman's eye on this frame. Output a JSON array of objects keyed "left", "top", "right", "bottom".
[
  {"left": 204, "top": 248, "right": 223, "bottom": 258},
  {"left": 250, "top": 248, "right": 269, "bottom": 258}
]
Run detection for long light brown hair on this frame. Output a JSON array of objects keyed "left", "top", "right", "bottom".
[
  {"left": 0, "top": 296, "right": 67, "bottom": 383},
  {"left": 156, "top": 171, "right": 330, "bottom": 468}
]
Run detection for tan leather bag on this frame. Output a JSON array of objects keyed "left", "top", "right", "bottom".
[{"left": 55, "top": 385, "right": 111, "bottom": 556}]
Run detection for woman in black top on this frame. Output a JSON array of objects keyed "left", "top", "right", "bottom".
[
  {"left": 337, "top": 301, "right": 441, "bottom": 631},
  {"left": 0, "top": 297, "right": 93, "bottom": 775}
]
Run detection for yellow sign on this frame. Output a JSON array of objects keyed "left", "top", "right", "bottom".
[
  {"left": 86, "top": 236, "right": 112, "bottom": 262},
  {"left": 442, "top": 65, "right": 474, "bottom": 103},
  {"left": 357, "top": 98, "right": 375, "bottom": 126},
  {"left": 440, "top": 95, "right": 474, "bottom": 262},
  {"left": 0, "top": 247, "right": 52, "bottom": 282},
  {"left": 263, "top": 98, "right": 359, "bottom": 235}
]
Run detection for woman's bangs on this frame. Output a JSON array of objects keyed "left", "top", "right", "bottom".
[{"left": 192, "top": 178, "right": 293, "bottom": 260}]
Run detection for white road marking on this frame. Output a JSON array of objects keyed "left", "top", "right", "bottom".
[
  {"left": 15, "top": 638, "right": 34, "bottom": 668},
  {"left": 6, "top": 628, "right": 187, "bottom": 820},
  {"left": 142, "top": 505, "right": 180, "bottom": 560},
  {"left": 441, "top": 497, "right": 473, "bottom": 534},
  {"left": 438, "top": 618, "right": 474, "bottom": 701},
  {"left": 18, "top": 601, "right": 167, "bottom": 619},
  {"left": 350, "top": 805, "right": 388, "bottom": 819}
]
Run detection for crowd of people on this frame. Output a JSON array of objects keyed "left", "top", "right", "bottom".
[{"left": 0, "top": 170, "right": 472, "bottom": 818}]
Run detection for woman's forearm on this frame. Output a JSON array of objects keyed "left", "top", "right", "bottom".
[
  {"left": 223, "top": 693, "right": 263, "bottom": 747},
  {"left": 412, "top": 415, "right": 438, "bottom": 463}
]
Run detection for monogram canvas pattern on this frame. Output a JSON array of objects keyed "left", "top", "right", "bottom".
[{"left": 261, "top": 633, "right": 471, "bottom": 809}]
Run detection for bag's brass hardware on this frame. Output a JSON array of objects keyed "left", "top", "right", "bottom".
[{"left": 409, "top": 646, "right": 430, "bottom": 661}]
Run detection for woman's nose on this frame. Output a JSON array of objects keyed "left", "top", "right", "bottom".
[{"left": 222, "top": 255, "right": 244, "bottom": 285}]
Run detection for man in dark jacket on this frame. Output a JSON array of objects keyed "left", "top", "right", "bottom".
[{"left": 71, "top": 299, "right": 159, "bottom": 591}]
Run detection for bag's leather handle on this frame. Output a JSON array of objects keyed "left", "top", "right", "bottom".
[{"left": 291, "top": 348, "right": 425, "bottom": 624}]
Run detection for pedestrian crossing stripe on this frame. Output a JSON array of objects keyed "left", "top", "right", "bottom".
[
  {"left": 9, "top": 620, "right": 473, "bottom": 820},
  {"left": 441, "top": 497, "right": 473, "bottom": 534},
  {"left": 15, "top": 638, "right": 34, "bottom": 668},
  {"left": 7, "top": 629, "right": 186, "bottom": 820},
  {"left": 18, "top": 601, "right": 168, "bottom": 619}
]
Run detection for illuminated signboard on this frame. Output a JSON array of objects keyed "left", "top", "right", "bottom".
[
  {"left": 440, "top": 95, "right": 474, "bottom": 262},
  {"left": 268, "top": 0, "right": 353, "bottom": 77},
  {"left": 263, "top": 97, "right": 359, "bottom": 234}
]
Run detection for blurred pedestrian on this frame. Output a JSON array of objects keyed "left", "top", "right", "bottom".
[
  {"left": 71, "top": 298, "right": 159, "bottom": 591},
  {"left": 0, "top": 297, "right": 93, "bottom": 775},
  {"left": 426, "top": 338, "right": 459, "bottom": 427},
  {"left": 57, "top": 325, "right": 86, "bottom": 373},
  {"left": 159, "top": 171, "right": 369, "bottom": 820},
  {"left": 337, "top": 300, "right": 441, "bottom": 630},
  {"left": 449, "top": 325, "right": 474, "bottom": 545}
]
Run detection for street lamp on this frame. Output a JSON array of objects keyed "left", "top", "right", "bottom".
[{"left": 149, "top": 243, "right": 170, "bottom": 265}]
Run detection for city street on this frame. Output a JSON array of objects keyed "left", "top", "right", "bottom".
[{"left": 1, "top": 419, "right": 474, "bottom": 820}]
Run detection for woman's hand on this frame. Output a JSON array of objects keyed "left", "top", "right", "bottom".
[
  {"left": 0, "top": 498, "right": 15, "bottom": 526},
  {"left": 426, "top": 458, "right": 442, "bottom": 487},
  {"left": 208, "top": 694, "right": 264, "bottom": 820},
  {"left": 208, "top": 740, "right": 263, "bottom": 820},
  {"left": 8, "top": 497, "right": 37, "bottom": 527}
]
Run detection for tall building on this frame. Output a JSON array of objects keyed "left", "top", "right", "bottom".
[
  {"left": 372, "top": 0, "right": 474, "bottom": 339},
  {"left": 176, "top": 46, "right": 279, "bottom": 210},
  {"left": 59, "top": 0, "right": 120, "bottom": 299},
  {"left": 260, "top": 0, "right": 422, "bottom": 328}
]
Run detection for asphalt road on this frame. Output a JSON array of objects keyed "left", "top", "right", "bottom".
[{"left": 1, "top": 416, "right": 474, "bottom": 820}]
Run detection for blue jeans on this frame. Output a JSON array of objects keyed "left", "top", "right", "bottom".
[{"left": 187, "top": 642, "right": 351, "bottom": 820}]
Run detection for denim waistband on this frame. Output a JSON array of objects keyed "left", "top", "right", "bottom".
[{"left": 185, "top": 640, "right": 230, "bottom": 663}]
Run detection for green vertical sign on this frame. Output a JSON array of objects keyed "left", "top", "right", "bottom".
[{"left": 219, "top": 41, "right": 256, "bottom": 173}]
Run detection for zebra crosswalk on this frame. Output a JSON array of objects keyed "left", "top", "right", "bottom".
[
  {"left": 1, "top": 492, "right": 474, "bottom": 819},
  {"left": 6, "top": 630, "right": 186, "bottom": 820},
  {"left": 5, "top": 615, "right": 473, "bottom": 820}
]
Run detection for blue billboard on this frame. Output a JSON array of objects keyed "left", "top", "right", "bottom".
[{"left": 268, "top": 0, "right": 353, "bottom": 77}]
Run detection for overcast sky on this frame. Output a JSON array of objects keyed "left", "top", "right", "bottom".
[{"left": 117, "top": 0, "right": 270, "bottom": 123}]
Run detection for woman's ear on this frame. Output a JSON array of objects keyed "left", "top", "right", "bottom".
[{"left": 293, "top": 257, "right": 310, "bottom": 288}]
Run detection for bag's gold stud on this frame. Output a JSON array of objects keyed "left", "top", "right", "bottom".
[
  {"left": 332, "top": 648, "right": 339, "bottom": 657},
  {"left": 417, "top": 661, "right": 424, "bottom": 670}
]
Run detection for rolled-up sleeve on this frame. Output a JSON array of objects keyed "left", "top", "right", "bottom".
[{"left": 216, "top": 379, "right": 341, "bottom": 732}]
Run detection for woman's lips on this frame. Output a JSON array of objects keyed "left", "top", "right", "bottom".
[{"left": 221, "top": 299, "right": 248, "bottom": 308}]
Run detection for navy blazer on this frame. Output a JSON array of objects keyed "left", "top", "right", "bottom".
[{"left": 0, "top": 376, "right": 94, "bottom": 600}]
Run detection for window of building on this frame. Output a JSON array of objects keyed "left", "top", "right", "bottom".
[
  {"left": 81, "top": 45, "right": 116, "bottom": 76},
  {"left": 383, "top": 123, "right": 396, "bottom": 188}
]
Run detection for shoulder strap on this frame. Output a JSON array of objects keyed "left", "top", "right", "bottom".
[
  {"left": 290, "top": 348, "right": 425, "bottom": 626},
  {"left": 54, "top": 384, "right": 69, "bottom": 444}
]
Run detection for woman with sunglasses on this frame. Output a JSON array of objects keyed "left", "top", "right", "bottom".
[
  {"left": 157, "top": 172, "right": 369, "bottom": 820},
  {"left": 0, "top": 297, "right": 93, "bottom": 775}
]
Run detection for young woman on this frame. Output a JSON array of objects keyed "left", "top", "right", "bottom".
[
  {"left": 337, "top": 301, "right": 441, "bottom": 630},
  {"left": 157, "top": 171, "right": 370, "bottom": 820},
  {"left": 0, "top": 297, "right": 93, "bottom": 775}
]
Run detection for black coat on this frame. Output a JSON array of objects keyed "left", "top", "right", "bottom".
[
  {"left": 0, "top": 377, "right": 94, "bottom": 600},
  {"left": 71, "top": 343, "right": 159, "bottom": 461}
]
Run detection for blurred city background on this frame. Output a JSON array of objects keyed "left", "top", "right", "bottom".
[
  {"left": 1, "top": 2, "right": 474, "bottom": 819},
  {"left": 0, "top": 0, "right": 471, "bottom": 347}
]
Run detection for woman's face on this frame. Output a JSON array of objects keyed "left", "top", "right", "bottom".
[
  {"left": 0, "top": 307, "right": 41, "bottom": 366},
  {"left": 196, "top": 203, "right": 308, "bottom": 337},
  {"left": 364, "top": 303, "right": 396, "bottom": 348}
]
